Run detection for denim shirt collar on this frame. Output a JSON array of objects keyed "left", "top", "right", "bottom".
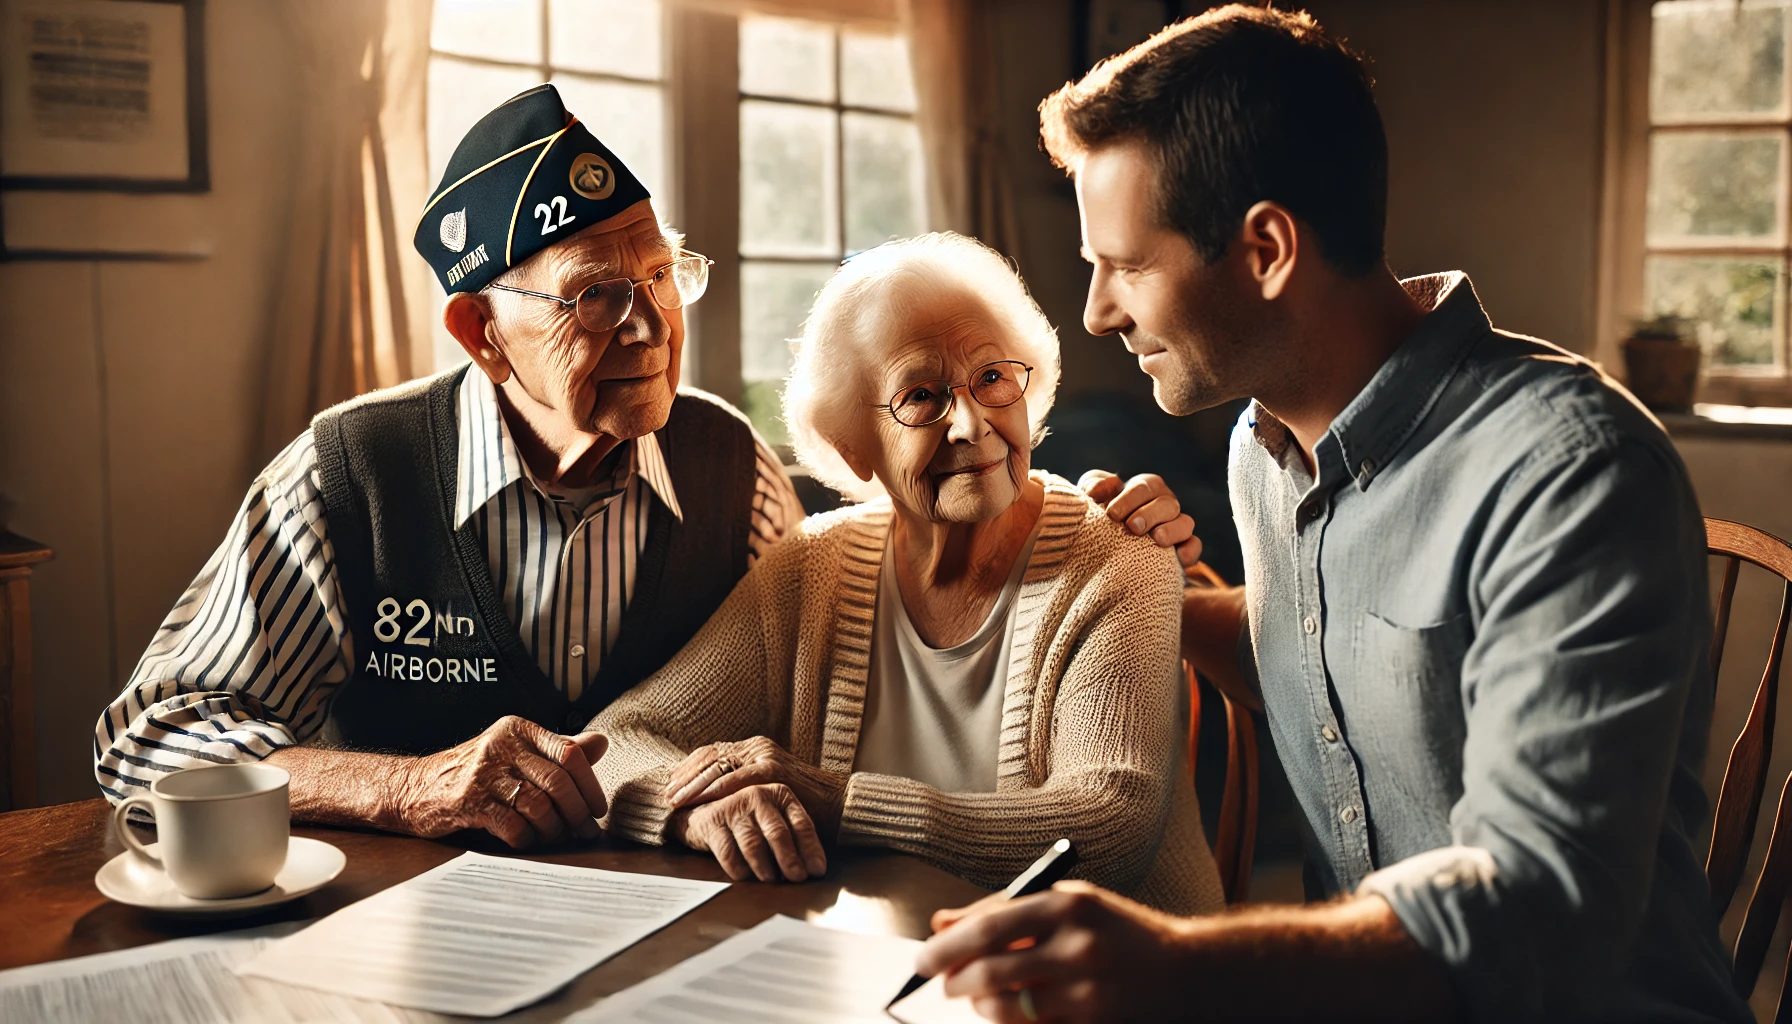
[{"left": 1251, "top": 272, "right": 1489, "bottom": 493}]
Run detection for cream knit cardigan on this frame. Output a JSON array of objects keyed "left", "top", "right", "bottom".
[{"left": 592, "top": 472, "right": 1225, "bottom": 915}]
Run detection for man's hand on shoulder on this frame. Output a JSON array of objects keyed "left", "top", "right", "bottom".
[
  {"left": 1078, "top": 470, "right": 1204, "bottom": 574},
  {"left": 389, "top": 716, "right": 610, "bottom": 848}
]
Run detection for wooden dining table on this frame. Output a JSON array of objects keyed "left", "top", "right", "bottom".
[{"left": 0, "top": 798, "right": 990, "bottom": 1020}]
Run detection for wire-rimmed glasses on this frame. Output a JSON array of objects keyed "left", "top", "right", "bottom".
[
  {"left": 485, "top": 252, "right": 714, "bottom": 333},
  {"left": 885, "top": 360, "right": 1034, "bottom": 428}
]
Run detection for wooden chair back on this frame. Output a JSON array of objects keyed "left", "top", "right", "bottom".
[
  {"left": 1703, "top": 517, "right": 1792, "bottom": 1012},
  {"left": 1185, "top": 561, "right": 1260, "bottom": 903}
]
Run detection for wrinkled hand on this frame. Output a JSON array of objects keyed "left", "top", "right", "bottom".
[
  {"left": 918, "top": 881, "right": 1194, "bottom": 1023},
  {"left": 671, "top": 782, "right": 829, "bottom": 882},
  {"left": 390, "top": 715, "right": 609, "bottom": 849},
  {"left": 665, "top": 736, "right": 847, "bottom": 838},
  {"left": 1078, "top": 470, "right": 1203, "bottom": 575}
]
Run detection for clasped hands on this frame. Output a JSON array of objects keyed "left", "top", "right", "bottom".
[
  {"left": 663, "top": 736, "right": 842, "bottom": 884},
  {"left": 379, "top": 715, "right": 832, "bottom": 880}
]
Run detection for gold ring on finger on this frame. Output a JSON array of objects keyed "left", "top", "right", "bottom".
[
  {"left": 1017, "top": 986, "right": 1039, "bottom": 1023},
  {"left": 505, "top": 777, "right": 526, "bottom": 809}
]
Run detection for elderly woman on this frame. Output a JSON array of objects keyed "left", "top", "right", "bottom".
[{"left": 591, "top": 233, "right": 1223, "bottom": 914}]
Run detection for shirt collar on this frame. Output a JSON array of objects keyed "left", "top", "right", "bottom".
[
  {"left": 453, "top": 368, "right": 684, "bottom": 527},
  {"left": 1251, "top": 271, "right": 1490, "bottom": 491}
]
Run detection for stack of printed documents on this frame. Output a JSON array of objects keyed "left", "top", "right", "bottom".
[{"left": 0, "top": 853, "right": 980, "bottom": 1021}]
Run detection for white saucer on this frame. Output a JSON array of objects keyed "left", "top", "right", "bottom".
[{"left": 95, "top": 836, "right": 345, "bottom": 916}]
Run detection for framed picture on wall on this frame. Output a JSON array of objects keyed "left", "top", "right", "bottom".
[{"left": 0, "top": 0, "right": 208, "bottom": 192}]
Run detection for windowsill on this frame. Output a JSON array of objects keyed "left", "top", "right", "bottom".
[{"left": 1660, "top": 404, "right": 1792, "bottom": 442}]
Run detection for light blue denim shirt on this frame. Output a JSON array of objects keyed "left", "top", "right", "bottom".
[{"left": 1231, "top": 273, "right": 1748, "bottom": 1022}]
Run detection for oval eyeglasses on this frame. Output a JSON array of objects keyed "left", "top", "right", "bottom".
[
  {"left": 485, "top": 252, "right": 714, "bottom": 333},
  {"left": 885, "top": 360, "right": 1034, "bottom": 428}
]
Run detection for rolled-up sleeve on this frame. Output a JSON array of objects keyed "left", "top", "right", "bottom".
[
  {"left": 95, "top": 433, "right": 351, "bottom": 801},
  {"left": 1356, "top": 435, "right": 1709, "bottom": 1016}
]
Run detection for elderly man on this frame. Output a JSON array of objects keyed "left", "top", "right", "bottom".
[
  {"left": 96, "top": 86, "right": 1195, "bottom": 850},
  {"left": 918, "top": 7, "right": 1750, "bottom": 1023},
  {"left": 91, "top": 85, "right": 803, "bottom": 849}
]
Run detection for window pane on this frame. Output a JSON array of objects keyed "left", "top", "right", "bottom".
[
  {"left": 432, "top": 0, "right": 541, "bottom": 65},
  {"left": 428, "top": 57, "right": 542, "bottom": 185},
  {"left": 1645, "top": 131, "right": 1782, "bottom": 244},
  {"left": 844, "top": 113, "right": 924, "bottom": 252},
  {"left": 841, "top": 31, "right": 917, "bottom": 113},
  {"left": 740, "top": 16, "right": 835, "bottom": 102},
  {"left": 551, "top": 76, "right": 668, "bottom": 215},
  {"left": 741, "top": 100, "right": 839, "bottom": 257},
  {"left": 549, "top": 0, "right": 662, "bottom": 80},
  {"left": 741, "top": 261, "right": 836, "bottom": 444},
  {"left": 1645, "top": 254, "right": 1782, "bottom": 369},
  {"left": 1651, "top": 0, "right": 1785, "bottom": 119}
]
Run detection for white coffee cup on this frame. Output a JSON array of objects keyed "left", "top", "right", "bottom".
[{"left": 111, "top": 763, "right": 291, "bottom": 899}]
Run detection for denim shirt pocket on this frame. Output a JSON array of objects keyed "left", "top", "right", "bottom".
[{"left": 1349, "top": 611, "right": 1472, "bottom": 849}]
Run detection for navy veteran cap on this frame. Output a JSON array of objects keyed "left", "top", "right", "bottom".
[{"left": 414, "top": 84, "right": 651, "bottom": 295}]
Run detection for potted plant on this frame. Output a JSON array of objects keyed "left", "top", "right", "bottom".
[{"left": 1621, "top": 314, "right": 1702, "bottom": 413}]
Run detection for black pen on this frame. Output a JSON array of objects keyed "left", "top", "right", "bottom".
[{"left": 885, "top": 838, "right": 1080, "bottom": 1011}]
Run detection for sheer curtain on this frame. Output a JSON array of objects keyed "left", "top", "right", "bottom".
[
  {"left": 256, "top": 0, "right": 435, "bottom": 465},
  {"left": 902, "top": 0, "right": 1018, "bottom": 255}
]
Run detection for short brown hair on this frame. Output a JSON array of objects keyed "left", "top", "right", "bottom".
[{"left": 1040, "top": 5, "right": 1386, "bottom": 275}]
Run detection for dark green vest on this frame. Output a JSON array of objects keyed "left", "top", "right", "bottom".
[{"left": 311, "top": 366, "right": 757, "bottom": 754}]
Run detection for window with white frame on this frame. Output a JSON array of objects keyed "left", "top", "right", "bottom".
[
  {"left": 1611, "top": 0, "right": 1792, "bottom": 404},
  {"left": 423, "top": 1, "right": 926, "bottom": 444},
  {"left": 736, "top": 14, "right": 925, "bottom": 443}
]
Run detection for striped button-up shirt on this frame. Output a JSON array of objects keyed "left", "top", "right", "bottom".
[{"left": 95, "top": 370, "right": 801, "bottom": 800}]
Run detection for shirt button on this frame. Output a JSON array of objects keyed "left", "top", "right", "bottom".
[
  {"left": 1321, "top": 725, "right": 1339, "bottom": 743},
  {"left": 569, "top": 645, "right": 586, "bottom": 659},
  {"left": 1302, "top": 616, "right": 1317, "bottom": 635},
  {"left": 1340, "top": 806, "right": 1359, "bottom": 824}
]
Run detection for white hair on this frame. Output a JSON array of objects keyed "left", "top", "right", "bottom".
[{"left": 783, "top": 232, "right": 1062, "bottom": 502}]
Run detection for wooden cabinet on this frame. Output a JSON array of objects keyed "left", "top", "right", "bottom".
[{"left": 0, "top": 532, "right": 52, "bottom": 812}]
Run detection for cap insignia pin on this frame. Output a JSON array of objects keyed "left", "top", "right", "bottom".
[
  {"left": 440, "top": 208, "right": 467, "bottom": 253},
  {"left": 569, "top": 153, "right": 616, "bottom": 201}
]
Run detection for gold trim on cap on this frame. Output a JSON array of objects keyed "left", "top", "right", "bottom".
[
  {"left": 414, "top": 131, "right": 560, "bottom": 234},
  {"left": 504, "top": 119, "right": 578, "bottom": 268}
]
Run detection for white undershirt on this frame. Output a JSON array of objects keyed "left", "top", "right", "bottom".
[{"left": 853, "top": 514, "right": 1044, "bottom": 792}]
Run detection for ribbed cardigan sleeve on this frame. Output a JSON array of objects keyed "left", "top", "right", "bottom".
[
  {"left": 837, "top": 536, "right": 1184, "bottom": 895},
  {"left": 589, "top": 560, "right": 778, "bottom": 844}
]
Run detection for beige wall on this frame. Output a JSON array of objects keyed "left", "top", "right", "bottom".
[
  {"left": 1, "top": 3, "right": 301, "bottom": 804},
  {"left": 988, "top": 0, "right": 1150, "bottom": 403},
  {"left": 1304, "top": 0, "right": 1608, "bottom": 352}
]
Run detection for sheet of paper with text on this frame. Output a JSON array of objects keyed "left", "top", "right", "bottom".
[
  {"left": 234, "top": 852, "right": 728, "bottom": 1017},
  {"left": 569, "top": 914, "right": 982, "bottom": 1024},
  {"left": 0, "top": 923, "right": 427, "bottom": 1023}
]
